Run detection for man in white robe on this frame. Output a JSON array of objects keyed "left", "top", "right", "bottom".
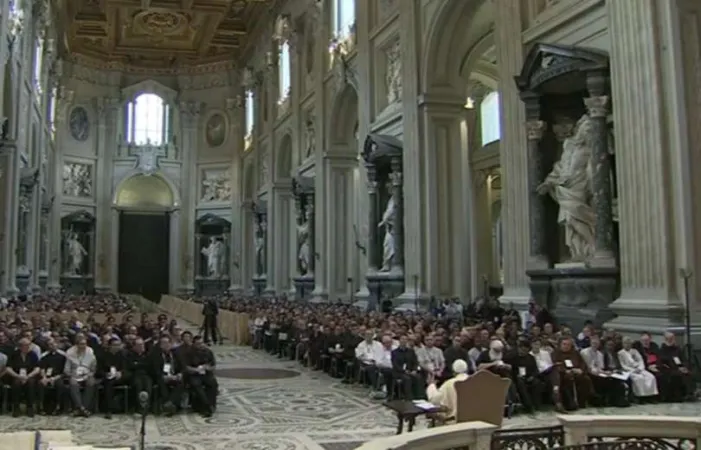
[
  {"left": 425, "top": 359, "right": 469, "bottom": 423},
  {"left": 618, "top": 336, "right": 658, "bottom": 399}
]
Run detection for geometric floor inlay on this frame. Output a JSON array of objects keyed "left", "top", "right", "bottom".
[
  {"left": 216, "top": 368, "right": 301, "bottom": 380},
  {"left": 1, "top": 331, "right": 699, "bottom": 450}
]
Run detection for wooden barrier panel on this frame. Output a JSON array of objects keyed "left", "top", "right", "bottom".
[{"left": 159, "top": 295, "right": 250, "bottom": 345}]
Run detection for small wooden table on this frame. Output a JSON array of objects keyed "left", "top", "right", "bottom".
[{"left": 383, "top": 400, "right": 443, "bottom": 434}]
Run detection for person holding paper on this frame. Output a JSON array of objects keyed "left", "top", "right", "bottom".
[
  {"left": 372, "top": 335, "right": 396, "bottom": 396},
  {"left": 391, "top": 334, "right": 425, "bottom": 400},
  {"left": 658, "top": 332, "right": 695, "bottom": 402},
  {"left": 100, "top": 337, "right": 129, "bottom": 418},
  {"left": 511, "top": 340, "right": 544, "bottom": 413},
  {"left": 64, "top": 336, "right": 97, "bottom": 416},
  {"left": 601, "top": 339, "right": 631, "bottom": 407},
  {"left": 150, "top": 335, "right": 184, "bottom": 416},
  {"left": 618, "top": 336, "right": 658, "bottom": 401},
  {"left": 530, "top": 339, "right": 563, "bottom": 411},
  {"left": 6, "top": 337, "right": 41, "bottom": 417},
  {"left": 581, "top": 335, "right": 625, "bottom": 407},
  {"left": 184, "top": 336, "right": 218, "bottom": 417},
  {"left": 38, "top": 337, "right": 67, "bottom": 415},
  {"left": 552, "top": 337, "right": 591, "bottom": 410},
  {"left": 425, "top": 358, "right": 470, "bottom": 423},
  {"left": 355, "top": 329, "right": 382, "bottom": 388}
]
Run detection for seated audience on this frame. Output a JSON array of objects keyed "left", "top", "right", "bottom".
[
  {"left": 658, "top": 332, "right": 695, "bottom": 402},
  {"left": 38, "top": 337, "right": 66, "bottom": 415},
  {"left": 184, "top": 336, "right": 218, "bottom": 417},
  {"left": 6, "top": 337, "right": 41, "bottom": 417},
  {"left": 150, "top": 335, "right": 184, "bottom": 416},
  {"left": 65, "top": 336, "right": 98, "bottom": 416},
  {"left": 391, "top": 334, "right": 425, "bottom": 400},
  {"left": 553, "top": 337, "right": 591, "bottom": 410}
]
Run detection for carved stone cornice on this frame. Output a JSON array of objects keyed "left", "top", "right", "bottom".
[{"left": 65, "top": 54, "right": 238, "bottom": 78}]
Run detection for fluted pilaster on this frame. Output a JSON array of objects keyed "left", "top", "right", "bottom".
[
  {"left": 605, "top": 0, "right": 686, "bottom": 333},
  {"left": 494, "top": 0, "right": 530, "bottom": 306}
]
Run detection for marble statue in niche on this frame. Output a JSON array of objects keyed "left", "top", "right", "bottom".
[
  {"left": 63, "top": 163, "right": 92, "bottom": 198},
  {"left": 386, "top": 41, "right": 402, "bottom": 105},
  {"left": 201, "top": 236, "right": 226, "bottom": 277},
  {"left": 65, "top": 231, "right": 87, "bottom": 275},
  {"left": 378, "top": 181, "right": 396, "bottom": 271},
  {"left": 69, "top": 106, "right": 90, "bottom": 142},
  {"left": 254, "top": 218, "right": 267, "bottom": 275},
  {"left": 297, "top": 205, "right": 311, "bottom": 274},
  {"left": 537, "top": 113, "right": 596, "bottom": 262},
  {"left": 206, "top": 113, "right": 226, "bottom": 148},
  {"left": 305, "top": 113, "right": 315, "bottom": 158},
  {"left": 201, "top": 169, "right": 232, "bottom": 202}
]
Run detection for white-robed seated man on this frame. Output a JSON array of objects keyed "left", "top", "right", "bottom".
[
  {"left": 425, "top": 359, "right": 470, "bottom": 422},
  {"left": 618, "top": 336, "right": 658, "bottom": 400},
  {"left": 355, "top": 329, "right": 382, "bottom": 389}
]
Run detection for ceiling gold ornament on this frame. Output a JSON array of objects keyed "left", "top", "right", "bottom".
[{"left": 61, "top": 0, "right": 274, "bottom": 69}]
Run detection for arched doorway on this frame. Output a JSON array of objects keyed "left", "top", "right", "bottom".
[
  {"left": 113, "top": 173, "right": 176, "bottom": 300},
  {"left": 419, "top": 0, "right": 497, "bottom": 299}
]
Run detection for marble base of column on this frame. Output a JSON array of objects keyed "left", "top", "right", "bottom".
[
  {"left": 588, "top": 251, "right": 617, "bottom": 268},
  {"left": 395, "top": 289, "right": 430, "bottom": 312},
  {"left": 227, "top": 284, "right": 244, "bottom": 294},
  {"left": 604, "top": 296, "right": 688, "bottom": 342},
  {"left": 527, "top": 255, "right": 549, "bottom": 270}
]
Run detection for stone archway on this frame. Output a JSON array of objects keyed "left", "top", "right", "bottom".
[
  {"left": 415, "top": 0, "right": 496, "bottom": 300},
  {"left": 112, "top": 173, "right": 178, "bottom": 298}
]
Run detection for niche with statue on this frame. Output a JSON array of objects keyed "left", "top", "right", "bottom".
[
  {"left": 195, "top": 213, "right": 230, "bottom": 296},
  {"left": 60, "top": 210, "right": 96, "bottom": 293},
  {"left": 292, "top": 175, "right": 315, "bottom": 300},
  {"left": 361, "top": 134, "right": 405, "bottom": 309},
  {"left": 250, "top": 200, "right": 268, "bottom": 296}
]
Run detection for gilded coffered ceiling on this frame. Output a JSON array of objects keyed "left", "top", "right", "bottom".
[{"left": 59, "top": 0, "right": 273, "bottom": 69}]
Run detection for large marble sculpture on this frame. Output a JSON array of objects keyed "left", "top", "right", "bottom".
[
  {"left": 66, "top": 232, "right": 87, "bottom": 275},
  {"left": 60, "top": 210, "right": 96, "bottom": 293},
  {"left": 250, "top": 201, "right": 268, "bottom": 295},
  {"left": 292, "top": 176, "right": 315, "bottom": 299},
  {"left": 536, "top": 113, "right": 596, "bottom": 262},
  {"left": 516, "top": 43, "right": 619, "bottom": 329},
  {"left": 362, "top": 134, "right": 405, "bottom": 308},
  {"left": 201, "top": 237, "right": 225, "bottom": 277}
]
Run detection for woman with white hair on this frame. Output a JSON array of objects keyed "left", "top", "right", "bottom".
[{"left": 618, "top": 336, "right": 658, "bottom": 399}]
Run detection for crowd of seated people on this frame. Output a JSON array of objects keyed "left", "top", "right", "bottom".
[
  {"left": 218, "top": 296, "right": 696, "bottom": 416},
  {"left": 0, "top": 294, "right": 219, "bottom": 419}
]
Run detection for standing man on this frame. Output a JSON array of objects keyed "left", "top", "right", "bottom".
[{"left": 202, "top": 298, "right": 219, "bottom": 345}]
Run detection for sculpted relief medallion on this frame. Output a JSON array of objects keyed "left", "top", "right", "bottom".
[
  {"left": 206, "top": 113, "right": 226, "bottom": 148},
  {"left": 69, "top": 106, "right": 90, "bottom": 142},
  {"left": 201, "top": 168, "right": 232, "bottom": 203}
]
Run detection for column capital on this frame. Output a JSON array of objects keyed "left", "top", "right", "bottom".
[
  {"left": 525, "top": 120, "right": 546, "bottom": 141},
  {"left": 584, "top": 95, "right": 609, "bottom": 118}
]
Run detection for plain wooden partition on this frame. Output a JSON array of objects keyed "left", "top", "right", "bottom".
[{"left": 159, "top": 295, "right": 250, "bottom": 345}]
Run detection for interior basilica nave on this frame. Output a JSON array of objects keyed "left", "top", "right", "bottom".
[{"left": 0, "top": 0, "right": 700, "bottom": 339}]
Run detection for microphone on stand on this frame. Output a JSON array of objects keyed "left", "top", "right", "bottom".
[{"left": 138, "top": 391, "right": 149, "bottom": 450}]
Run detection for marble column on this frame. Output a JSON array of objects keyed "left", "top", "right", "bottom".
[
  {"left": 178, "top": 101, "right": 201, "bottom": 293},
  {"left": 604, "top": 0, "right": 687, "bottom": 335},
  {"left": 494, "top": 0, "right": 529, "bottom": 307},
  {"left": 584, "top": 92, "right": 616, "bottom": 267},
  {"left": 25, "top": 175, "right": 39, "bottom": 290},
  {"left": 5, "top": 145, "right": 21, "bottom": 294},
  {"left": 525, "top": 118, "right": 548, "bottom": 268},
  {"left": 271, "top": 182, "right": 292, "bottom": 291},
  {"left": 109, "top": 208, "right": 119, "bottom": 290},
  {"left": 94, "top": 96, "right": 117, "bottom": 291},
  {"left": 307, "top": 193, "right": 316, "bottom": 276}
]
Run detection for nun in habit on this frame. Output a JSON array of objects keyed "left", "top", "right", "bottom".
[{"left": 618, "top": 336, "right": 659, "bottom": 398}]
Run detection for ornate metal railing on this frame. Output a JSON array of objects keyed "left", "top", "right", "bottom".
[
  {"left": 587, "top": 436, "right": 696, "bottom": 450},
  {"left": 560, "top": 441, "right": 673, "bottom": 450},
  {"left": 491, "top": 426, "right": 565, "bottom": 450}
]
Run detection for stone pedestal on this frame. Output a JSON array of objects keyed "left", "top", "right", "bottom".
[
  {"left": 527, "top": 265, "right": 619, "bottom": 330},
  {"left": 293, "top": 275, "right": 314, "bottom": 300},
  {"left": 60, "top": 275, "right": 95, "bottom": 294},
  {"left": 252, "top": 275, "right": 267, "bottom": 297},
  {"left": 195, "top": 276, "right": 230, "bottom": 296},
  {"left": 366, "top": 271, "right": 405, "bottom": 311}
]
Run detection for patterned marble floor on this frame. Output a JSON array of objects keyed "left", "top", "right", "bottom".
[{"left": 0, "top": 344, "right": 699, "bottom": 450}]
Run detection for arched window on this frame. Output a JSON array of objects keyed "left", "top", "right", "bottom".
[
  {"left": 125, "top": 93, "right": 170, "bottom": 146},
  {"left": 480, "top": 91, "right": 501, "bottom": 146},
  {"left": 278, "top": 40, "right": 291, "bottom": 101},
  {"left": 33, "top": 38, "right": 44, "bottom": 92},
  {"left": 331, "top": 0, "right": 355, "bottom": 41},
  {"left": 245, "top": 90, "right": 255, "bottom": 138}
]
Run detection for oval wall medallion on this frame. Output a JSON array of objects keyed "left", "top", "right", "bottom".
[
  {"left": 69, "top": 106, "right": 90, "bottom": 142},
  {"left": 206, "top": 113, "right": 226, "bottom": 148}
]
